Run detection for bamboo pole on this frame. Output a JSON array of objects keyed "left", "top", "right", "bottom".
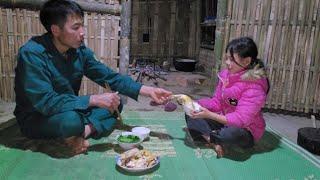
[
  {"left": 0, "top": 8, "right": 3, "bottom": 100},
  {"left": 0, "top": 0, "right": 121, "bottom": 15},
  {"left": 195, "top": 0, "right": 200, "bottom": 59},
  {"left": 311, "top": 0, "right": 320, "bottom": 113},
  {"left": 119, "top": 0, "right": 131, "bottom": 104},
  {"left": 211, "top": 0, "right": 228, "bottom": 91}
]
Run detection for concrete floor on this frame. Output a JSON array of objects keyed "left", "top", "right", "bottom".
[{"left": 0, "top": 69, "right": 319, "bottom": 159}]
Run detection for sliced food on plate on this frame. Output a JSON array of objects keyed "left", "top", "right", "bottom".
[{"left": 117, "top": 148, "right": 159, "bottom": 170}]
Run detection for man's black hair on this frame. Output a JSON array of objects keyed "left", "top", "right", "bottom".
[{"left": 40, "top": 0, "right": 84, "bottom": 33}]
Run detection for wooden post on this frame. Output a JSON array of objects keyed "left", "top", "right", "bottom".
[
  {"left": 210, "top": 0, "right": 227, "bottom": 90},
  {"left": 152, "top": 1, "right": 159, "bottom": 57},
  {"left": 0, "top": 0, "right": 121, "bottom": 15},
  {"left": 119, "top": 0, "right": 131, "bottom": 103},
  {"left": 168, "top": 1, "right": 176, "bottom": 64},
  {"left": 195, "top": 0, "right": 201, "bottom": 59},
  {"left": 131, "top": 1, "right": 139, "bottom": 59},
  {"left": 188, "top": 1, "right": 196, "bottom": 58}
]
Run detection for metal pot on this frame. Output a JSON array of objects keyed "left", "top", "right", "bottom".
[{"left": 173, "top": 58, "right": 197, "bottom": 72}]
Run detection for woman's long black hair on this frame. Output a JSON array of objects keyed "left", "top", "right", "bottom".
[
  {"left": 225, "top": 37, "right": 265, "bottom": 69},
  {"left": 226, "top": 37, "right": 270, "bottom": 93}
]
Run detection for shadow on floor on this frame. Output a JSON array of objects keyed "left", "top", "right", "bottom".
[
  {"left": 0, "top": 124, "right": 77, "bottom": 158},
  {"left": 0, "top": 124, "right": 124, "bottom": 159},
  {"left": 150, "top": 131, "right": 184, "bottom": 141},
  {"left": 184, "top": 130, "right": 281, "bottom": 162}
]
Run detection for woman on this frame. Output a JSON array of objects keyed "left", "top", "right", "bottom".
[{"left": 186, "top": 37, "right": 269, "bottom": 158}]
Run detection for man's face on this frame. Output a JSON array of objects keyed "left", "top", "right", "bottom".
[{"left": 54, "top": 14, "right": 84, "bottom": 50}]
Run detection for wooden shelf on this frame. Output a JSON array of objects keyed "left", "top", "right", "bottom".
[
  {"left": 200, "top": 44, "right": 214, "bottom": 50},
  {"left": 200, "top": 21, "right": 216, "bottom": 27}
]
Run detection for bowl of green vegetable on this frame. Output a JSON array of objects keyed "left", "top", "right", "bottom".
[{"left": 116, "top": 132, "right": 143, "bottom": 150}]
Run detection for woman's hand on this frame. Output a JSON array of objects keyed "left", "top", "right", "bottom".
[
  {"left": 89, "top": 92, "right": 120, "bottom": 112},
  {"left": 190, "top": 106, "right": 212, "bottom": 119},
  {"left": 191, "top": 107, "right": 228, "bottom": 125},
  {"left": 140, "top": 86, "right": 172, "bottom": 104}
]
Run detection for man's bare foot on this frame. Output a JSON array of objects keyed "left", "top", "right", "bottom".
[
  {"left": 84, "top": 124, "right": 96, "bottom": 138},
  {"left": 64, "top": 136, "right": 89, "bottom": 155},
  {"left": 214, "top": 144, "right": 224, "bottom": 158}
]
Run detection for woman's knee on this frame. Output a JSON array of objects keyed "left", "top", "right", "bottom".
[{"left": 213, "top": 127, "right": 253, "bottom": 148}]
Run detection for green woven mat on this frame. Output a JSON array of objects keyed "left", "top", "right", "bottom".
[{"left": 0, "top": 111, "right": 319, "bottom": 180}]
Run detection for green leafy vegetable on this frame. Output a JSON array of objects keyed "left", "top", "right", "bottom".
[{"left": 118, "top": 135, "right": 140, "bottom": 143}]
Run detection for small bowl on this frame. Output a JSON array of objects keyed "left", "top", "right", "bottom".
[
  {"left": 132, "top": 127, "right": 151, "bottom": 140},
  {"left": 116, "top": 132, "right": 143, "bottom": 150}
]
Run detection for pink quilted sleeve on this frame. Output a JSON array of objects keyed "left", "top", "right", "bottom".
[{"left": 197, "top": 80, "right": 223, "bottom": 113}]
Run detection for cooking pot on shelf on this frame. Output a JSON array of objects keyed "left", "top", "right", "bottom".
[{"left": 173, "top": 58, "right": 197, "bottom": 72}]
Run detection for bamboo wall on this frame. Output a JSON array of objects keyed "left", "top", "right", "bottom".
[
  {"left": 214, "top": 0, "right": 320, "bottom": 113},
  {"left": 0, "top": 7, "right": 120, "bottom": 101}
]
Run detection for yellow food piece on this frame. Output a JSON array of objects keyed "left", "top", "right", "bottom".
[{"left": 171, "top": 94, "right": 193, "bottom": 105}]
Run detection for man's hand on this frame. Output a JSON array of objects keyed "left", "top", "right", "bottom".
[
  {"left": 140, "top": 86, "right": 172, "bottom": 104},
  {"left": 89, "top": 92, "right": 120, "bottom": 112}
]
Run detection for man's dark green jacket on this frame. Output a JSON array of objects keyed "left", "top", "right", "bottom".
[{"left": 14, "top": 33, "right": 142, "bottom": 125}]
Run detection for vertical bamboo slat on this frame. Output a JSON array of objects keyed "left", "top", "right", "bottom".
[
  {"left": 242, "top": 0, "right": 251, "bottom": 36},
  {"left": 273, "top": 0, "right": 286, "bottom": 109},
  {"left": 259, "top": 0, "right": 272, "bottom": 61},
  {"left": 235, "top": 0, "right": 244, "bottom": 37},
  {"left": 265, "top": 0, "right": 280, "bottom": 109},
  {"left": 280, "top": 0, "right": 294, "bottom": 110},
  {"left": 222, "top": 0, "right": 232, "bottom": 57},
  {"left": 302, "top": 0, "right": 317, "bottom": 112},
  {"left": 294, "top": 1, "right": 308, "bottom": 112},
  {"left": 287, "top": 0, "right": 300, "bottom": 111},
  {"left": 0, "top": 8, "right": 3, "bottom": 100}
]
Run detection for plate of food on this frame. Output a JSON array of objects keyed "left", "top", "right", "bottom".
[{"left": 115, "top": 148, "right": 160, "bottom": 173}]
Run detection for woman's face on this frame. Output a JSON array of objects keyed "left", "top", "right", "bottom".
[{"left": 224, "top": 52, "right": 251, "bottom": 74}]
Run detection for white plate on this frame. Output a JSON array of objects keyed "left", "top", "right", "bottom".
[{"left": 115, "top": 155, "right": 160, "bottom": 173}]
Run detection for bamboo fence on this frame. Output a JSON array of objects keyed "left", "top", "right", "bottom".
[
  {"left": 0, "top": 3, "right": 120, "bottom": 101},
  {"left": 214, "top": 0, "right": 320, "bottom": 114}
]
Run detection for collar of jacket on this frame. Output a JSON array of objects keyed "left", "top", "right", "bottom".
[
  {"left": 219, "top": 66, "right": 267, "bottom": 85},
  {"left": 31, "top": 33, "right": 80, "bottom": 60}
]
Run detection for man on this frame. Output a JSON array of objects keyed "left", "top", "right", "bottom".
[{"left": 14, "top": 0, "right": 172, "bottom": 155}]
